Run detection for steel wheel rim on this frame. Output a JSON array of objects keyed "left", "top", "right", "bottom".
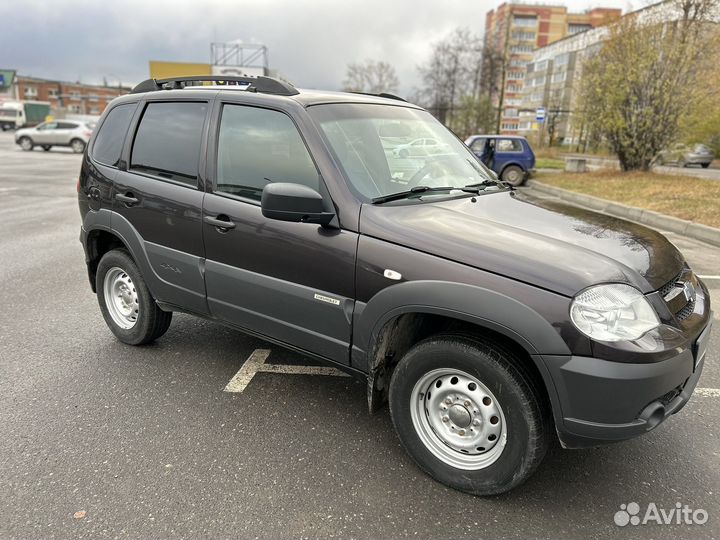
[
  {"left": 410, "top": 368, "right": 507, "bottom": 470},
  {"left": 103, "top": 267, "right": 139, "bottom": 329},
  {"left": 505, "top": 168, "right": 520, "bottom": 184}
]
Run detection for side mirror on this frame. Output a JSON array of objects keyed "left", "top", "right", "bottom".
[{"left": 261, "top": 183, "right": 335, "bottom": 226}]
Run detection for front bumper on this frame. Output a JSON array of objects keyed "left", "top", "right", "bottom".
[{"left": 542, "top": 318, "right": 712, "bottom": 448}]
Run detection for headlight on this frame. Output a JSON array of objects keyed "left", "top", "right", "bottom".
[{"left": 570, "top": 283, "right": 660, "bottom": 342}]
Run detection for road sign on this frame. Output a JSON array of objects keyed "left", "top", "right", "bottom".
[{"left": 536, "top": 107, "right": 546, "bottom": 122}]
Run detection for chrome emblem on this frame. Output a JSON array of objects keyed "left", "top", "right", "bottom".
[{"left": 682, "top": 281, "right": 696, "bottom": 303}]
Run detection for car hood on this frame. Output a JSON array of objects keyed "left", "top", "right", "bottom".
[{"left": 359, "top": 190, "right": 685, "bottom": 296}]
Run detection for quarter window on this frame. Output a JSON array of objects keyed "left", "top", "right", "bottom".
[
  {"left": 216, "top": 104, "right": 319, "bottom": 201},
  {"left": 92, "top": 103, "right": 136, "bottom": 167},
  {"left": 131, "top": 101, "right": 208, "bottom": 185},
  {"left": 497, "top": 139, "right": 523, "bottom": 152}
]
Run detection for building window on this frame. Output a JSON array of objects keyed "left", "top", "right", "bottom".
[
  {"left": 510, "top": 58, "right": 527, "bottom": 67},
  {"left": 69, "top": 105, "right": 82, "bottom": 113},
  {"left": 504, "top": 109, "right": 519, "bottom": 118},
  {"left": 507, "top": 71, "right": 525, "bottom": 80},
  {"left": 554, "top": 53, "right": 569, "bottom": 66},
  {"left": 505, "top": 98, "right": 522, "bottom": 106},
  {"left": 506, "top": 84, "right": 522, "bottom": 93},
  {"left": 510, "top": 44, "right": 534, "bottom": 53},
  {"left": 569, "top": 24, "right": 591, "bottom": 34},
  {"left": 551, "top": 71, "right": 567, "bottom": 83},
  {"left": 70, "top": 91, "right": 81, "bottom": 98},
  {"left": 512, "top": 31, "right": 536, "bottom": 41},
  {"left": 24, "top": 86, "right": 38, "bottom": 98},
  {"left": 532, "top": 76, "right": 546, "bottom": 87},
  {"left": 501, "top": 123, "right": 518, "bottom": 131},
  {"left": 535, "top": 60, "right": 548, "bottom": 72},
  {"left": 513, "top": 16, "right": 537, "bottom": 27},
  {"left": 48, "top": 88, "right": 58, "bottom": 97}
]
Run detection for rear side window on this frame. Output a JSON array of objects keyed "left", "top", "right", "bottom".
[
  {"left": 92, "top": 104, "right": 136, "bottom": 167},
  {"left": 58, "top": 122, "right": 78, "bottom": 129},
  {"left": 216, "top": 104, "right": 318, "bottom": 200},
  {"left": 497, "top": 139, "right": 523, "bottom": 152},
  {"left": 131, "top": 101, "right": 208, "bottom": 185}
]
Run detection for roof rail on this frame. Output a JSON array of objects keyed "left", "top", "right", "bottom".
[
  {"left": 130, "top": 75, "right": 299, "bottom": 96},
  {"left": 350, "top": 91, "right": 407, "bottom": 102}
]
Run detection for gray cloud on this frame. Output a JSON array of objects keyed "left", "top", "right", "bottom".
[{"left": 0, "top": 0, "right": 630, "bottom": 94}]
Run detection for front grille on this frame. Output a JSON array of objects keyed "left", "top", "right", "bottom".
[
  {"left": 676, "top": 299, "right": 696, "bottom": 321},
  {"left": 656, "top": 267, "right": 696, "bottom": 321},
  {"left": 658, "top": 270, "right": 684, "bottom": 298}
]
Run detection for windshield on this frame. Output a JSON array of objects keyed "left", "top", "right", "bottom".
[{"left": 308, "top": 103, "right": 497, "bottom": 201}]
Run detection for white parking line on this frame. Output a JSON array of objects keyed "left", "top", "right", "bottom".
[
  {"left": 696, "top": 388, "right": 720, "bottom": 398},
  {"left": 224, "top": 348, "right": 349, "bottom": 393},
  {"left": 224, "top": 349, "right": 271, "bottom": 393}
]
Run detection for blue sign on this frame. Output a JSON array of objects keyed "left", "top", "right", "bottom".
[
  {"left": 536, "top": 107, "right": 546, "bottom": 122},
  {"left": 0, "top": 74, "right": 5, "bottom": 88}
]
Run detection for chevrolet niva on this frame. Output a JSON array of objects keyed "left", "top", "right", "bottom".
[{"left": 78, "top": 76, "right": 712, "bottom": 495}]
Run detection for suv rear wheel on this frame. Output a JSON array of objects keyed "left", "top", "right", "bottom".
[
  {"left": 389, "top": 335, "right": 549, "bottom": 495},
  {"left": 501, "top": 165, "right": 525, "bottom": 186},
  {"left": 96, "top": 249, "right": 172, "bottom": 345},
  {"left": 70, "top": 138, "right": 86, "bottom": 154}
]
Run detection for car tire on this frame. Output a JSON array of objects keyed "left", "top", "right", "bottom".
[
  {"left": 96, "top": 249, "right": 172, "bottom": 345},
  {"left": 70, "top": 138, "right": 86, "bottom": 154},
  {"left": 501, "top": 165, "right": 526, "bottom": 186},
  {"left": 18, "top": 136, "right": 34, "bottom": 151},
  {"left": 42, "top": 145, "right": 51, "bottom": 152},
  {"left": 388, "top": 335, "right": 550, "bottom": 496},
  {"left": 678, "top": 159, "right": 686, "bottom": 168},
  {"left": 701, "top": 163, "right": 710, "bottom": 169}
]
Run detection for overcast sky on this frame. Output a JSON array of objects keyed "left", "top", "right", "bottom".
[{"left": 0, "top": 0, "right": 633, "bottom": 94}]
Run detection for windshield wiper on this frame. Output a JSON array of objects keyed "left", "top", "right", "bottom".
[
  {"left": 372, "top": 185, "right": 458, "bottom": 204},
  {"left": 372, "top": 184, "right": 498, "bottom": 205}
]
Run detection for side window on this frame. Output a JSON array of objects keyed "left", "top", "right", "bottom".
[
  {"left": 470, "top": 139, "right": 486, "bottom": 152},
  {"left": 91, "top": 103, "right": 136, "bottom": 167},
  {"left": 497, "top": 139, "right": 523, "bottom": 152},
  {"left": 216, "top": 104, "right": 319, "bottom": 201},
  {"left": 58, "top": 122, "right": 78, "bottom": 129},
  {"left": 130, "top": 101, "right": 208, "bottom": 185},
  {"left": 40, "top": 122, "right": 57, "bottom": 131}
]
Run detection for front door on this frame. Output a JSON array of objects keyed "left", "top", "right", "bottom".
[
  {"left": 202, "top": 102, "right": 357, "bottom": 364},
  {"left": 33, "top": 122, "right": 56, "bottom": 144},
  {"left": 113, "top": 99, "right": 210, "bottom": 315}
]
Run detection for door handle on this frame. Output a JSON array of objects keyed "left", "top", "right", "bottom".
[
  {"left": 115, "top": 192, "right": 139, "bottom": 206},
  {"left": 204, "top": 215, "right": 236, "bottom": 231}
]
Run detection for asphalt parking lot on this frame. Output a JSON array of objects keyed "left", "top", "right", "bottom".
[{"left": 1, "top": 130, "right": 719, "bottom": 539}]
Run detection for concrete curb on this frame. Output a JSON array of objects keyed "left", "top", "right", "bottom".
[{"left": 527, "top": 180, "right": 720, "bottom": 248}]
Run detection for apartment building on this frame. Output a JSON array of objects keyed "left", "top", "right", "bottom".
[
  {"left": 483, "top": 3, "right": 621, "bottom": 134},
  {"left": 518, "top": 0, "right": 682, "bottom": 145},
  {"left": 14, "top": 76, "right": 130, "bottom": 116}
]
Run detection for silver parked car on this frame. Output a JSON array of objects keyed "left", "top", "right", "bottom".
[
  {"left": 14, "top": 120, "right": 94, "bottom": 153},
  {"left": 656, "top": 143, "right": 715, "bottom": 168}
]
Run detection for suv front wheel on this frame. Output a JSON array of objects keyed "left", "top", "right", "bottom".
[
  {"left": 96, "top": 249, "right": 172, "bottom": 345},
  {"left": 389, "top": 335, "right": 549, "bottom": 495}
]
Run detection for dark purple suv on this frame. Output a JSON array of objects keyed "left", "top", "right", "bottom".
[{"left": 78, "top": 76, "right": 712, "bottom": 495}]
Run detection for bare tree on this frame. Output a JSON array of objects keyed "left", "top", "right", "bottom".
[
  {"left": 415, "top": 28, "right": 485, "bottom": 129},
  {"left": 577, "top": 0, "right": 720, "bottom": 170},
  {"left": 343, "top": 60, "right": 399, "bottom": 94}
]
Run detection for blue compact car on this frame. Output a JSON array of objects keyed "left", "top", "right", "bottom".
[{"left": 465, "top": 135, "right": 536, "bottom": 186}]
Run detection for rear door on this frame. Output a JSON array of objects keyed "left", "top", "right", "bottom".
[
  {"left": 202, "top": 101, "right": 357, "bottom": 364},
  {"left": 113, "top": 99, "right": 211, "bottom": 315},
  {"left": 55, "top": 121, "right": 78, "bottom": 144},
  {"left": 495, "top": 138, "right": 524, "bottom": 171}
]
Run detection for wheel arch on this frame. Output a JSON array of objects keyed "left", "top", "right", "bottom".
[{"left": 356, "top": 281, "right": 569, "bottom": 414}]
